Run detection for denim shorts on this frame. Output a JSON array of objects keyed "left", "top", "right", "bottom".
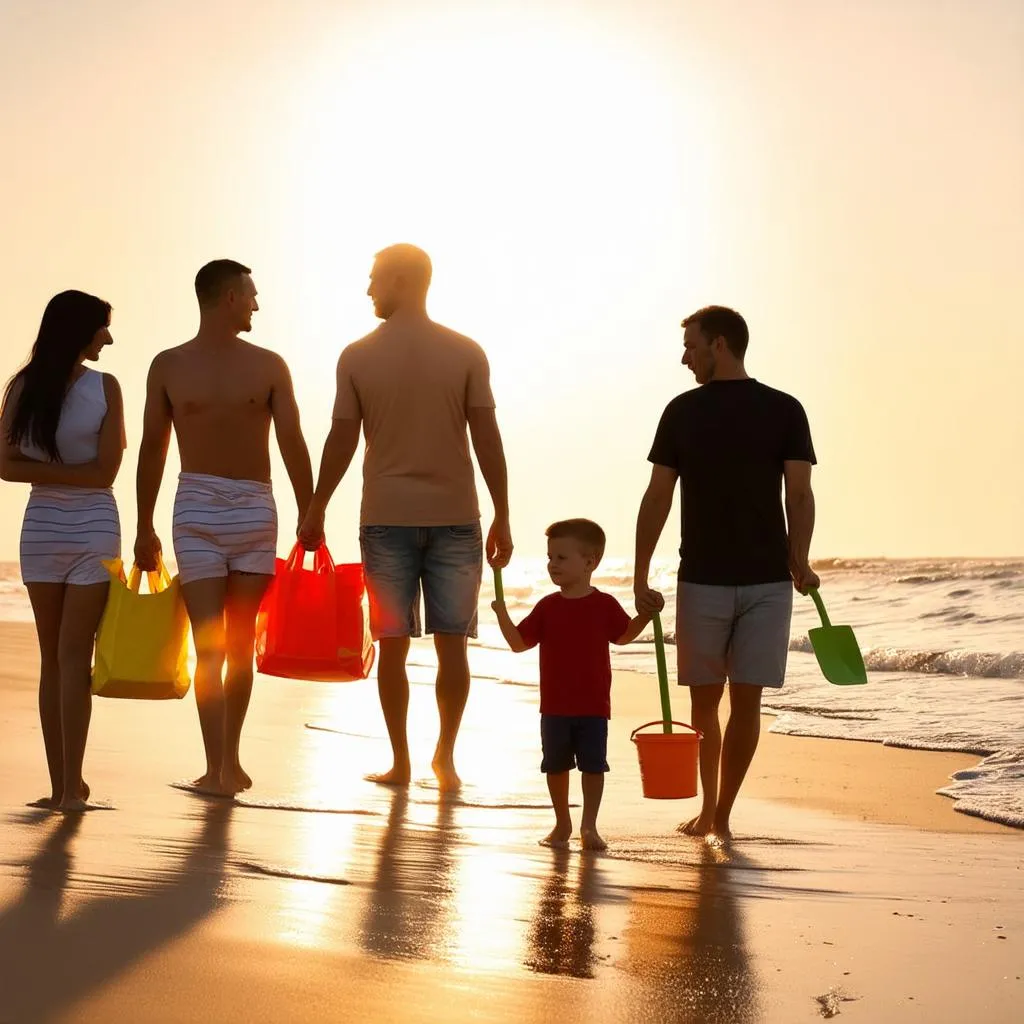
[
  {"left": 359, "top": 523, "right": 483, "bottom": 639},
  {"left": 676, "top": 581, "right": 794, "bottom": 687},
  {"left": 540, "top": 715, "right": 609, "bottom": 774}
]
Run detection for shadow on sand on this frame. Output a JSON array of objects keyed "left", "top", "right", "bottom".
[
  {"left": 524, "top": 848, "right": 606, "bottom": 979},
  {"left": 619, "top": 840, "right": 760, "bottom": 1023},
  {"left": 0, "top": 800, "right": 233, "bottom": 1022},
  {"left": 358, "top": 790, "right": 458, "bottom": 962}
]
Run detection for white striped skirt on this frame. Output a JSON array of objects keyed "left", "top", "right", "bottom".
[
  {"left": 172, "top": 473, "right": 278, "bottom": 585},
  {"left": 20, "top": 486, "right": 120, "bottom": 586}
]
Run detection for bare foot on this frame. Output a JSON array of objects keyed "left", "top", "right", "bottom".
[
  {"left": 677, "top": 812, "right": 716, "bottom": 837},
  {"left": 190, "top": 772, "right": 233, "bottom": 797},
  {"left": 29, "top": 781, "right": 89, "bottom": 810},
  {"left": 219, "top": 766, "right": 251, "bottom": 796},
  {"left": 57, "top": 797, "right": 96, "bottom": 813},
  {"left": 539, "top": 825, "right": 572, "bottom": 849},
  {"left": 365, "top": 766, "right": 411, "bottom": 787},
  {"left": 224, "top": 763, "right": 252, "bottom": 791},
  {"left": 431, "top": 757, "right": 462, "bottom": 794},
  {"left": 709, "top": 816, "right": 733, "bottom": 841},
  {"left": 580, "top": 827, "right": 607, "bottom": 852}
]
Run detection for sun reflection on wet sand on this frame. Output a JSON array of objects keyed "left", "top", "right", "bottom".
[
  {"left": 260, "top": 683, "right": 374, "bottom": 950},
  {"left": 620, "top": 843, "right": 760, "bottom": 1024}
]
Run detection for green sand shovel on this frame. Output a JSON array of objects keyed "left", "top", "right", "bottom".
[
  {"left": 493, "top": 565, "right": 505, "bottom": 605},
  {"left": 807, "top": 587, "right": 867, "bottom": 686}
]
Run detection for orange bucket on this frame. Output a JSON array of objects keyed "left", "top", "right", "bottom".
[{"left": 631, "top": 721, "right": 702, "bottom": 799}]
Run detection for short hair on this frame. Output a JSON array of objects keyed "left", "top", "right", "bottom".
[
  {"left": 682, "top": 305, "right": 749, "bottom": 359},
  {"left": 374, "top": 244, "right": 432, "bottom": 292},
  {"left": 545, "top": 518, "right": 607, "bottom": 563},
  {"left": 195, "top": 259, "right": 252, "bottom": 308}
]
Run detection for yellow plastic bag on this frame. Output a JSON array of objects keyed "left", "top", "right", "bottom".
[{"left": 91, "top": 557, "right": 191, "bottom": 699}]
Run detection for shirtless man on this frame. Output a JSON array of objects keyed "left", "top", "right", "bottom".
[
  {"left": 298, "top": 244, "right": 513, "bottom": 792},
  {"left": 134, "top": 260, "right": 313, "bottom": 796}
]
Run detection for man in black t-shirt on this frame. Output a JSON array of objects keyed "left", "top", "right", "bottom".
[{"left": 632, "top": 306, "right": 820, "bottom": 839}]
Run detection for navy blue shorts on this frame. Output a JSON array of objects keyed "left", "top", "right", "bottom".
[{"left": 540, "top": 715, "right": 609, "bottom": 774}]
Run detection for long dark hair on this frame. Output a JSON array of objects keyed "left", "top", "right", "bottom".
[{"left": 2, "top": 290, "right": 112, "bottom": 461}]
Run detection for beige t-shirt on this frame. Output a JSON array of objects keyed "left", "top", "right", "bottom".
[{"left": 333, "top": 317, "right": 495, "bottom": 526}]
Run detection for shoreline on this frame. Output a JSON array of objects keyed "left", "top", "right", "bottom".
[
  {"left": 610, "top": 668, "right": 1013, "bottom": 835},
  {"left": 749, "top": 717, "right": 1006, "bottom": 834},
  {"left": 0, "top": 620, "right": 1011, "bottom": 834},
  {"left": 2, "top": 621, "right": 1021, "bottom": 1023}
]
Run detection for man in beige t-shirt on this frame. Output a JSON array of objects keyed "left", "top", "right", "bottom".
[{"left": 299, "top": 244, "right": 512, "bottom": 791}]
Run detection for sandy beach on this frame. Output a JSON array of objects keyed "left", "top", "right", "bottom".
[{"left": 1, "top": 620, "right": 1020, "bottom": 1023}]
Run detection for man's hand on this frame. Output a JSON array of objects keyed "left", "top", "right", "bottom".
[
  {"left": 134, "top": 529, "right": 162, "bottom": 573},
  {"left": 790, "top": 560, "right": 820, "bottom": 594},
  {"left": 634, "top": 582, "right": 665, "bottom": 617},
  {"left": 486, "top": 517, "right": 513, "bottom": 569},
  {"left": 297, "top": 504, "right": 326, "bottom": 552}
]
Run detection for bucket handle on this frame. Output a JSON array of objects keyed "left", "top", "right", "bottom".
[{"left": 631, "top": 720, "right": 702, "bottom": 742}]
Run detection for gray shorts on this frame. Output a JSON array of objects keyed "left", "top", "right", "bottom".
[{"left": 676, "top": 581, "right": 793, "bottom": 688}]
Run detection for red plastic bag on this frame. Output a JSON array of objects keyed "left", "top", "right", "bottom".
[{"left": 255, "top": 542, "right": 376, "bottom": 682}]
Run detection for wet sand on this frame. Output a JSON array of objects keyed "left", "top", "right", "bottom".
[{"left": 1, "top": 621, "right": 1020, "bottom": 1023}]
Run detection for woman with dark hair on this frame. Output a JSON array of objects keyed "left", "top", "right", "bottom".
[{"left": 0, "top": 290, "right": 126, "bottom": 812}]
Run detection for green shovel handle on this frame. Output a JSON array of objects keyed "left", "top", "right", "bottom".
[
  {"left": 652, "top": 611, "right": 673, "bottom": 734},
  {"left": 493, "top": 566, "right": 504, "bottom": 604},
  {"left": 808, "top": 586, "right": 831, "bottom": 628}
]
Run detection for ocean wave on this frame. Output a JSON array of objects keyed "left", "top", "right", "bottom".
[
  {"left": 788, "top": 637, "right": 1024, "bottom": 680},
  {"left": 593, "top": 574, "right": 635, "bottom": 586},
  {"left": 919, "top": 608, "right": 975, "bottom": 622},
  {"left": 936, "top": 749, "right": 1024, "bottom": 829},
  {"left": 806, "top": 558, "right": 1024, "bottom": 584}
]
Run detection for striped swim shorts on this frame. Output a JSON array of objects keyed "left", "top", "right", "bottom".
[
  {"left": 20, "top": 486, "right": 120, "bottom": 586},
  {"left": 172, "top": 473, "right": 278, "bottom": 585}
]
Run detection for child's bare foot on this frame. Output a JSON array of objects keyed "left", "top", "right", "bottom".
[
  {"left": 539, "top": 824, "right": 572, "bottom": 849},
  {"left": 580, "top": 827, "right": 607, "bottom": 851},
  {"left": 431, "top": 757, "right": 462, "bottom": 794},
  {"left": 677, "top": 810, "right": 716, "bottom": 837},
  {"left": 365, "top": 765, "right": 411, "bottom": 787}
]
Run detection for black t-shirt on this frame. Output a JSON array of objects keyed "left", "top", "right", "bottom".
[{"left": 648, "top": 379, "right": 816, "bottom": 585}]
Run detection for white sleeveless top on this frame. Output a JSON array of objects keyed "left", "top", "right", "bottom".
[{"left": 19, "top": 368, "right": 107, "bottom": 465}]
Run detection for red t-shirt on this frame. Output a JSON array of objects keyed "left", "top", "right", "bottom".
[{"left": 516, "top": 590, "right": 632, "bottom": 718}]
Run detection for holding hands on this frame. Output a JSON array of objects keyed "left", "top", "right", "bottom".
[
  {"left": 633, "top": 580, "right": 665, "bottom": 618},
  {"left": 297, "top": 501, "right": 326, "bottom": 552}
]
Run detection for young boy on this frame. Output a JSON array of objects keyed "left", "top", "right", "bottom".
[{"left": 492, "top": 519, "right": 656, "bottom": 851}]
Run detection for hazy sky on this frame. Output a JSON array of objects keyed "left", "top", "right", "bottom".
[{"left": 1, "top": 0, "right": 1021, "bottom": 563}]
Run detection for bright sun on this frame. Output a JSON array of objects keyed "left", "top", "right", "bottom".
[{"left": 277, "top": 7, "right": 692, "bottom": 384}]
